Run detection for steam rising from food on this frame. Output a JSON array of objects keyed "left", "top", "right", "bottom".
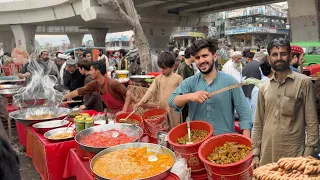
[{"left": 13, "top": 51, "right": 64, "bottom": 110}]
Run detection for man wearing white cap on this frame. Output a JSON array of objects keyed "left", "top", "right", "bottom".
[
  {"left": 222, "top": 51, "right": 243, "bottom": 82},
  {"left": 56, "top": 53, "right": 69, "bottom": 85}
]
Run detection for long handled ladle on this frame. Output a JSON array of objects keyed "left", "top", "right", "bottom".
[
  {"left": 112, "top": 107, "right": 141, "bottom": 138},
  {"left": 186, "top": 117, "right": 193, "bottom": 145}
]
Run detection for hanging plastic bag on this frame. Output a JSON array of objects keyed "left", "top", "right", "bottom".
[{"left": 170, "top": 156, "right": 192, "bottom": 180}]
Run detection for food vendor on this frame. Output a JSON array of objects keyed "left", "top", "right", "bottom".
[
  {"left": 135, "top": 52, "right": 183, "bottom": 128},
  {"left": 169, "top": 37, "right": 252, "bottom": 138},
  {"left": 252, "top": 39, "right": 318, "bottom": 168},
  {"left": 63, "top": 60, "right": 132, "bottom": 114}
]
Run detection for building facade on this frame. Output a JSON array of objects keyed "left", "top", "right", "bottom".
[{"left": 224, "top": 5, "right": 289, "bottom": 49}]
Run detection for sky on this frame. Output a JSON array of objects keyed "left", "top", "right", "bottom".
[{"left": 35, "top": 30, "right": 134, "bottom": 46}]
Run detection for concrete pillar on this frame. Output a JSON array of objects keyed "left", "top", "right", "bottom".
[
  {"left": 143, "top": 23, "right": 173, "bottom": 51},
  {"left": 288, "top": 0, "right": 320, "bottom": 41},
  {"left": 0, "top": 32, "right": 14, "bottom": 53},
  {"left": 67, "top": 33, "right": 85, "bottom": 47},
  {"left": 10, "top": 25, "right": 36, "bottom": 53},
  {"left": 89, "top": 28, "right": 108, "bottom": 47}
]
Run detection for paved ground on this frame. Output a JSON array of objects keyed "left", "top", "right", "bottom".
[{"left": 8, "top": 126, "right": 41, "bottom": 180}]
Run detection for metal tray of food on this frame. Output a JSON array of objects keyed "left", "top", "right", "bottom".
[
  {"left": 9, "top": 107, "right": 71, "bottom": 125},
  {"left": 32, "top": 120, "right": 70, "bottom": 134},
  {"left": 75, "top": 123, "right": 143, "bottom": 153},
  {"left": 44, "top": 127, "right": 75, "bottom": 142},
  {"left": 90, "top": 142, "right": 176, "bottom": 180}
]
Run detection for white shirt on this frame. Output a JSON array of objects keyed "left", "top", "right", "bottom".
[
  {"left": 222, "top": 59, "right": 242, "bottom": 83},
  {"left": 60, "top": 62, "right": 66, "bottom": 85}
]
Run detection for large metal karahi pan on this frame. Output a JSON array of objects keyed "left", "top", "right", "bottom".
[
  {"left": 129, "top": 75, "right": 155, "bottom": 82},
  {"left": 0, "top": 88, "right": 21, "bottom": 97},
  {"left": 75, "top": 123, "right": 143, "bottom": 153},
  {"left": 9, "top": 107, "right": 71, "bottom": 126},
  {"left": 90, "top": 142, "right": 176, "bottom": 180}
]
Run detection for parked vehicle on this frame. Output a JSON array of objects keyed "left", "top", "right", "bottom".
[{"left": 291, "top": 42, "right": 320, "bottom": 66}]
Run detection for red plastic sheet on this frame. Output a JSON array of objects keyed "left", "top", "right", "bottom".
[
  {"left": 16, "top": 121, "right": 27, "bottom": 147},
  {"left": 26, "top": 126, "right": 77, "bottom": 180},
  {"left": 63, "top": 149, "right": 95, "bottom": 180}
]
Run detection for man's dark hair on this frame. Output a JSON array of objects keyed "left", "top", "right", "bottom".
[
  {"left": 242, "top": 48, "right": 250, "bottom": 57},
  {"left": 119, "top": 49, "right": 126, "bottom": 57},
  {"left": 245, "top": 52, "right": 255, "bottom": 59},
  {"left": 260, "top": 59, "right": 272, "bottom": 77},
  {"left": 157, "top": 52, "right": 176, "bottom": 68},
  {"left": 185, "top": 47, "right": 192, "bottom": 59},
  {"left": 99, "top": 49, "right": 104, "bottom": 53},
  {"left": 0, "top": 136, "right": 21, "bottom": 180},
  {"left": 83, "top": 51, "right": 91, "bottom": 58},
  {"left": 292, "top": 52, "right": 301, "bottom": 59},
  {"left": 190, "top": 37, "right": 217, "bottom": 56},
  {"left": 55, "top": 52, "right": 62, "bottom": 57},
  {"left": 267, "top": 38, "right": 291, "bottom": 55},
  {"left": 91, "top": 60, "right": 106, "bottom": 75},
  {"left": 78, "top": 59, "right": 91, "bottom": 71}
]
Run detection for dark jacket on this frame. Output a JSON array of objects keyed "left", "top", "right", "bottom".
[
  {"left": 83, "top": 74, "right": 104, "bottom": 112},
  {"left": 63, "top": 69, "right": 85, "bottom": 91},
  {"left": 242, "top": 60, "right": 261, "bottom": 98}
]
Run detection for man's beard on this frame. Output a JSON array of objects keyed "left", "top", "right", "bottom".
[
  {"left": 271, "top": 59, "right": 290, "bottom": 72},
  {"left": 292, "top": 62, "right": 299, "bottom": 68},
  {"left": 198, "top": 61, "right": 214, "bottom": 74},
  {"left": 233, "top": 62, "right": 242, "bottom": 72}
]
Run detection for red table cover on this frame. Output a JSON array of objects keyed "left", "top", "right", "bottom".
[
  {"left": 16, "top": 121, "right": 27, "bottom": 147},
  {"left": 26, "top": 126, "right": 77, "bottom": 180},
  {"left": 63, "top": 148, "right": 180, "bottom": 180}
]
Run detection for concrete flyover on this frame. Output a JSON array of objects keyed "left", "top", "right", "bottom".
[{"left": 0, "top": 0, "right": 309, "bottom": 53}]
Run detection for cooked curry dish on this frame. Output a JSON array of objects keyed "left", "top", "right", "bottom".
[
  {"left": 27, "top": 114, "right": 54, "bottom": 120},
  {"left": 177, "top": 130, "right": 209, "bottom": 145},
  {"left": 207, "top": 142, "right": 251, "bottom": 164},
  {"left": 92, "top": 147, "right": 174, "bottom": 179},
  {"left": 48, "top": 132, "right": 73, "bottom": 140}
]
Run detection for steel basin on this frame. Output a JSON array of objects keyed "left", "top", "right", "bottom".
[
  {"left": 90, "top": 142, "right": 176, "bottom": 180},
  {"left": 44, "top": 127, "right": 75, "bottom": 142},
  {"left": 0, "top": 84, "right": 23, "bottom": 89},
  {"left": 75, "top": 123, "right": 143, "bottom": 153},
  {"left": 0, "top": 88, "right": 21, "bottom": 97},
  {"left": 32, "top": 120, "right": 70, "bottom": 134},
  {"left": 9, "top": 107, "right": 70, "bottom": 126}
]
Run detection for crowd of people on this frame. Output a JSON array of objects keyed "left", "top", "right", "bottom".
[{"left": 0, "top": 36, "right": 319, "bottom": 179}]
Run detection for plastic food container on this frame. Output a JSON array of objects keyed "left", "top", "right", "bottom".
[
  {"left": 198, "top": 134, "right": 253, "bottom": 180},
  {"left": 168, "top": 121, "right": 213, "bottom": 174}
]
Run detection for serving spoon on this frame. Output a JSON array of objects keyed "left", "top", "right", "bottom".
[{"left": 148, "top": 137, "right": 165, "bottom": 162}]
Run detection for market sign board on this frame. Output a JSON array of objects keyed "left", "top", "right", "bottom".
[
  {"left": 225, "top": 27, "right": 288, "bottom": 35},
  {"left": 172, "top": 32, "right": 206, "bottom": 38}
]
